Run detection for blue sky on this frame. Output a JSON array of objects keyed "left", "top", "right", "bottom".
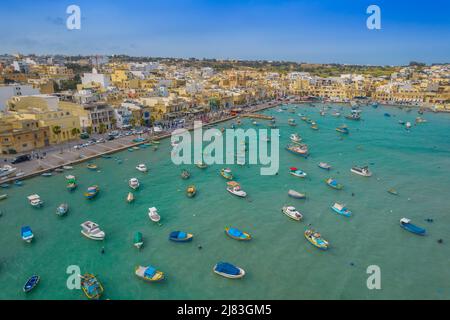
[{"left": 0, "top": 0, "right": 449, "bottom": 65}]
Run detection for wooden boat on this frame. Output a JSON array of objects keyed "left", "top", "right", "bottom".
[
  {"left": 400, "top": 218, "right": 426, "bottom": 236},
  {"left": 135, "top": 265, "right": 164, "bottom": 282},
  {"left": 84, "top": 185, "right": 99, "bottom": 199},
  {"left": 0, "top": 194, "right": 7, "bottom": 201},
  {"left": 66, "top": 176, "right": 77, "bottom": 191},
  {"left": 282, "top": 206, "right": 303, "bottom": 221},
  {"left": 169, "top": 231, "right": 193, "bottom": 242},
  {"left": 186, "top": 185, "right": 197, "bottom": 198},
  {"left": 288, "top": 119, "right": 297, "bottom": 126},
  {"left": 134, "top": 232, "right": 144, "bottom": 249},
  {"left": 86, "top": 163, "right": 98, "bottom": 171},
  {"left": 225, "top": 228, "right": 251, "bottom": 241},
  {"left": 126, "top": 192, "right": 135, "bottom": 203},
  {"left": 21, "top": 226, "right": 34, "bottom": 243},
  {"left": 286, "top": 144, "right": 308, "bottom": 157},
  {"left": 196, "top": 161, "right": 208, "bottom": 169},
  {"left": 220, "top": 168, "right": 233, "bottom": 180},
  {"left": 129, "top": 178, "right": 140, "bottom": 190},
  {"left": 289, "top": 167, "right": 307, "bottom": 178},
  {"left": 318, "top": 162, "right": 331, "bottom": 170},
  {"left": 325, "top": 178, "right": 343, "bottom": 190},
  {"left": 331, "top": 203, "right": 351, "bottom": 217},
  {"left": 80, "top": 274, "right": 104, "bottom": 300},
  {"left": 388, "top": 189, "right": 399, "bottom": 196},
  {"left": 181, "top": 170, "right": 191, "bottom": 180},
  {"left": 15, "top": 180, "right": 23, "bottom": 186},
  {"left": 80, "top": 221, "right": 105, "bottom": 241},
  {"left": 311, "top": 124, "right": 319, "bottom": 130},
  {"left": 148, "top": 207, "right": 161, "bottom": 223},
  {"left": 336, "top": 125, "right": 349, "bottom": 134},
  {"left": 290, "top": 133, "right": 302, "bottom": 143},
  {"left": 23, "top": 275, "right": 40, "bottom": 293},
  {"left": 56, "top": 203, "right": 69, "bottom": 216},
  {"left": 213, "top": 262, "right": 245, "bottom": 279},
  {"left": 288, "top": 190, "right": 306, "bottom": 199},
  {"left": 305, "top": 229, "right": 329, "bottom": 250}
]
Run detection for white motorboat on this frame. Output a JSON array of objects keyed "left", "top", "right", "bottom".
[
  {"left": 63, "top": 166, "right": 73, "bottom": 170},
  {"left": 290, "top": 133, "right": 302, "bottom": 143},
  {"left": 148, "top": 207, "right": 161, "bottom": 223},
  {"left": 136, "top": 164, "right": 148, "bottom": 173},
  {"left": 129, "top": 178, "right": 140, "bottom": 190},
  {"left": 27, "top": 194, "right": 43, "bottom": 207},
  {"left": 0, "top": 165, "right": 17, "bottom": 178},
  {"left": 226, "top": 182, "right": 247, "bottom": 198},
  {"left": 282, "top": 206, "right": 303, "bottom": 221},
  {"left": 80, "top": 221, "right": 105, "bottom": 241},
  {"left": 350, "top": 166, "right": 372, "bottom": 177},
  {"left": 406, "top": 122, "right": 412, "bottom": 129}
]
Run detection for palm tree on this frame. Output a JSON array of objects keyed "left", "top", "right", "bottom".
[
  {"left": 71, "top": 127, "right": 81, "bottom": 137},
  {"left": 52, "top": 126, "right": 62, "bottom": 153}
]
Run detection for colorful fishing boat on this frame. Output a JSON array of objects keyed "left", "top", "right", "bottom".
[
  {"left": 169, "top": 231, "right": 193, "bottom": 242},
  {"left": 23, "top": 275, "right": 40, "bottom": 293},
  {"left": 148, "top": 207, "right": 161, "bottom": 223},
  {"left": 135, "top": 265, "right": 165, "bottom": 282},
  {"left": 226, "top": 181, "right": 247, "bottom": 198},
  {"left": 213, "top": 262, "right": 245, "bottom": 279},
  {"left": 21, "top": 226, "right": 34, "bottom": 243},
  {"left": 196, "top": 161, "right": 208, "bottom": 169},
  {"left": 186, "top": 185, "right": 197, "bottom": 198},
  {"left": 345, "top": 109, "right": 361, "bottom": 121},
  {"left": 289, "top": 167, "right": 307, "bottom": 178},
  {"left": 305, "top": 229, "right": 329, "bottom": 250},
  {"left": 288, "top": 190, "right": 306, "bottom": 199},
  {"left": 220, "top": 168, "right": 233, "bottom": 180},
  {"left": 311, "top": 123, "right": 319, "bottom": 130},
  {"left": 86, "top": 163, "right": 98, "bottom": 171},
  {"left": 225, "top": 227, "right": 251, "bottom": 241},
  {"left": 400, "top": 218, "right": 426, "bottom": 236},
  {"left": 66, "top": 175, "right": 77, "bottom": 191},
  {"left": 84, "top": 185, "right": 99, "bottom": 199},
  {"left": 325, "top": 178, "right": 343, "bottom": 190},
  {"left": 318, "top": 162, "right": 331, "bottom": 170},
  {"left": 290, "top": 133, "right": 302, "bottom": 144},
  {"left": 288, "top": 119, "right": 297, "bottom": 126},
  {"left": 56, "top": 203, "right": 69, "bottom": 216},
  {"left": 336, "top": 125, "right": 349, "bottom": 134},
  {"left": 80, "top": 221, "right": 105, "bottom": 241},
  {"left": 285, "top": 144, "right": 309, "bottom": 157},
  {"left": 80, "top": 274, "right": 104, "bottom": 300},
  {"left": 282, "top": 206, "right": 303, "bottom": 221},
  {"left": 331, "top": 203, "right": 351, "bottom": 217},
  {"left": 181, "top": 170, "right": 191, "bottom": 180},
  {"left": 129, "top": 178, "right": 140, "bottom": 190},
  {"left": 126, "top": 192, "right": 134, "bottom": 203},
  {"left": 27, "top": 194, "right": 43, "bottom": 207},
  {"left": 133, "top": 232, "right": 144, "bottom": 249}
]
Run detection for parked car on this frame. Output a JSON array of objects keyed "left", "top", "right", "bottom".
[{"left": 11, "top": 154, "right": 31, "bottom": 164}]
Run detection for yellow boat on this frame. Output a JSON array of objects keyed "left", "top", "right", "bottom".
[
  {"left": 135, "top": 266, "right": 165, "bottom": 282},
  {"left": 186, "top": 185, "right": 197, "bottom": 198},
  {"left": 126, "top": 192, "right": 135, "bottom": 203},
  {"left": 304, "top": 229, "right": 329, "bottom": 250},
  {"left": 87, "top": 164, "right": 98, "bottom": 170},
  {"left": 80, "top": 274, "right": 104, "bottom": 300}
]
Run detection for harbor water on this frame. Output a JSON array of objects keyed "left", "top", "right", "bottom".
[{"left": 1, "top": 104, "right": 450, "bottom": 300}]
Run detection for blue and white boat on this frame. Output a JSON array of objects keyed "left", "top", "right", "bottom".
[
  {"left": 213, "top": 262, "right": 245, "bottom": 279},
  {"left": 331, "top": 203, "right": 352, "bottom": 217},
  {"left": 400, "top": 218, "right": 426, "bottom": 236},
  {"left": 23, "top": 275, "right": 40, "bottom": 293},
  {"left": 56, "top": 203, "right": 69, "bottom": 216},
  {"left": 21, "top": 226, "right": 34, "bottom": 243},
  {"left": 169, "top": 231, "right": 193, "bottom": 242}
]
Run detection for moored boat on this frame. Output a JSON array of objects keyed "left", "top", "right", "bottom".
[
  {"left": 135, "top": 265, "right": 164, "bottom": 282},
  {"left": 318, "top": 162, "right": 331, "bottom": 170},
  {"left": 27, "top": 194, "right": 43, "bottom": 207},
  {"left": 288, "top": 190, "right": 306, "bottom": 199},
  {"left": 226, "top": 181, "right": 247, "bottom": 198},
  {"left": 148, "top": 207, "right": 161, "bottom": 223},
  {"left": 289, "top": 167, "right": 307, "bottom": 178},
  {"left": 351, "top": 166, "right": 372, "bottom": 177},
  {"left": 186, "top": 185, "right": 197, "bottom": 198},
  {"left": 290, "top": 133, "right": 302, "bottom": 143},
  {"left": 336, "top": 125, "right": 349, "bottom": 134},
  {"left": 80, "top": 221, "right": 105, "bottom": 241},
  {"left": 196, "top": 161, "right": 208, "bottom": 169},
  {"left": 126, "top": 192, "right": 135, "bottom": 203},
  {"left": 288, "top": 119, "right": 297, "bottom": 126},
  {"left": 84, "top": 185, "right": 99, "bottom": 199},
  {"left": 282, "top": 206, "right": 303, "bottom": 221},
  {"left": 80, "top": 274, "right": 104, "bottom": 300},
  {"left": 56, "top": 203, "right": 69, "bottom": 216},
  {"left": 0, "top": 194, "right": 7, "bottom": 201},
  {"left": 286, "top": 144, "right": 308, "bottom": 157},
  {"left": 129, "top": 178, "right": 140, "bottom": 190},
  {"left": 136, "top": 164, "right": 148, "bottom": 173},
  {"left": 169, "top": 231, "right": 193, "bottom": 242},
  {"left": 181, "top": 170, "right": 191, "bottom": 180},
  {"left": 305, "top": 229, "right": 329, "bottom": 250},
  {"left": 213, "top": 262, "right": 245, "bottom": 279},
  {"left": 220, "top": 168, "right": 233, "bottom": 180},
  {"left": 133, "top": 232, "right": 144, "bottom": 249},
  {"left": 225, "top": 227, "right": 251, "bottom": 241},
  {"left": 21, "top": 226, "right": 34, "bottom": 243},
  {"left": 87, "top": 163, "right": 98, "bottom": 171},
  {"left": 23, "top": 275, "right": 40, "bottom": 293},
  {"left": 325, "top": 178, "right": 343, "bottom": 190},
  {"left": 331, "top": 203, "right": 351, "bottom": 217},
  {"left": 388, "top": 188, "right": 399, "bottom": 196},
  {"left": 400, "top": 218, "right": 426, "bottom": 236},
  {"left": 41, "top": 172, "right": 52, "bottom": 177}
]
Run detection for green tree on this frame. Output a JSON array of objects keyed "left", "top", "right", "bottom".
[
  {"left": 99, "top": 123, "right": 106, "bottom": 134},
  {"left": 52, "top": 126, "right": 62, "bottom": 144},
  {"left": 71, "top": 127, "right": 81, "bottom": 137}
]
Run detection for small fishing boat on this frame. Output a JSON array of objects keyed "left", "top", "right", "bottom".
[
  {"left": 132, "top": 146, "right": 140, "bottom": 151},
  {"left": 252, "top": 121, "right": 258, "bottom": 126},
  {"left": 388, "top": 188, "right": 399, "bottom": 196},
  {"left": 128, "top": 148, "right": 134, "bottom": 152},
  {"left": 196, "top": 161, "right": 208, "bottom": 169},
  {"left": 84, "top": 185, "right": 99, "bottom": 199},
  {"left": 286, "top": 144, "right": 309, "bottom": 157},
  {"left": 213, "top": 262, "right": 245, "bottom": 279},
  {"left": 0, "top": 194, "right": 7, "bottom": 201},
  {"left": 290, "top": 133, "right": 302, "bottom": 143},
  {"left": 169, "top": 231, "right": 193, "bottom": 242},
  {"left": 126, "top": 192, "right": 134, "bottom": 203},
  {"left": 129, "top": 178, "right": 140, "bottom": 190},
  {"left": 80, "top": 221, "right": 105, "bottom": 241},
  {"left": 226, "top": 181, "right": 247, "bottom": 198},
  {"left": 416, "top": 117, "right": 427, "bottom": 124},
  {"left": 15, "top": 180, "right": 23, "bottom": 186},
  {"left": 289, "top": 167, "right": 307, "bottom": 178},
  {"left": 133, "top": 232, "right": 144, "bottom": 249},
  {"left": 351, "top": 166, "right": 372, "bottom": 177},
  {"left": 288, "top": 190, "right": 306, "bottom": 199},
  {"left": 186, "top": 185, "right": 197, "bottom": 198},
  {"left": 54, "top": 168, "right": 65, "bottom": 173},
  {"left": 225, "top": 228, "right": 251, "bottom": 241},
  {"left": 384, "top": 113, "right": 391, "bottom": 117},
  {"left": 66, "top": 177, "right": 77, "bottom": 191},
  {"left": 400, "top": 218, "right": 426, "bottom": 236},
  {"left": 21, "top": 226, "right": 34, "bottom": 243},
  {"left": 345, "top": 109, "right": 361, "bottom": 121},
  {"left": 135, "top": 265, "right": 165, "bottom": 282},
  {"left": 41, "top": 172, "right": 52, "bottom": 177},
  {"left": 331, "top": 203, "right": 351, "bottom": 217},
  {"left": 86, "top": 163, "right": 98, "bottom": 171},
  {"left": 372, "top": 103, "right": 379, "bottom": 109},
  {"left": 311, "top": 123, "right": 319, "bottom": 130},
  {"left": 318, "top": 162, "right": 331, "bottom": 170},
  {"left": 398, "top": 120, "right": 405, "bottom": 125},
  {"left": 0, "top": 183, "right": 10, "bottom": 189},
  {"left": 282, "top": 206, "right": 303, "bottom": 221},
  {"left": 181, "top": 170, "right": 191, "bottom": 180},
  {"left": 220, "top": 168, "right": 233, "bottom": 180},
  {"left": 325, "top": 178, "right": 343, "bottom": 190},
  {"left": 56, "top": 203, "right": 69, "bottom": 216},
  {"left": 305, "top": 229, "right": 329, "bottom": 250},
  {"left": 80, "top": 274, "right": 104, "bottom": 300},
  {"left": 148, "top": 207, "right": 161, "bottom": 223},
  {"left": 136, "top": 164, "right": 148, "bottom": 173},
  {"left": 336, "top": 125, "right": 349, "bottom": 134},
  {"left": 27, "top": 194, "right": 43, "bottom": 207},
  {"left": 288, "top": 119, "right": 297, "bottom": 126},
  {"left": 23, "top": 275, "right": 40, "bottom": 293}
]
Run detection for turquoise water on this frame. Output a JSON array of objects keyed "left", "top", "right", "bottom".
[{"left": 1, "top": 104, "right": 450, "bottom": 300}]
